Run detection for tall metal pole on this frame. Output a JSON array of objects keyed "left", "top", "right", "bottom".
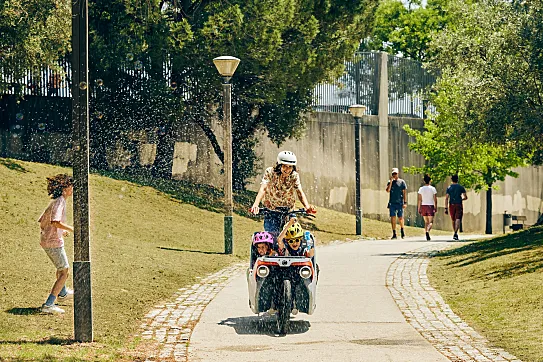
[
  {"left": 223, "top": 79, "right": 233, "bottom": 254},
  {"left": 354, "top": 116, "right": 362, "bottom": 235},
  {"left": 72, "top": 0, "right": 93, "bottom": 342}
]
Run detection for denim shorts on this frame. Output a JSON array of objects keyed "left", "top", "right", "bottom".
[
  {"left": 389, "top": 203, "right": 404, "bottom": 217},
  {"left": 264, "top": 214, "right": 283, "bottom": 234},
  {"left": 43, "top": 247, "right": 70, "bottom": 270}
]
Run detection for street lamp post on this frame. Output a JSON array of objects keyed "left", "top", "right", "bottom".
[
  {"left": 72, "top": 0, "right": 93, "bottom": 342},
  {"left": 349, "top": 105, "right": 367, "bottom": 236},
  {"left": 213, "top": 56, "right": 240, "bottom": 255}
]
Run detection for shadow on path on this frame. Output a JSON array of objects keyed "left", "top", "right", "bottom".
[{"left": 218, "top": 316, "right": 310, "bottom": 336}]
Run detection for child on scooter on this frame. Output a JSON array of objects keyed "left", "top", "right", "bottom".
[
  {"left": 277, "top": 218, "right": 315, "bottom": 257},
  {"left": 252, "top": 231, "right": 277, "bottom": 257}
]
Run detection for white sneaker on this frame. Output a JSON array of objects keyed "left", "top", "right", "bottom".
[
  {"left": 41, "top": 304, "right": 65, "bottom": 314},
  {"left": 58, "top": 288, "right": 74, "bottom": 300},
  {"left": 263, "top": 308, "right": 277, "bottom": 316}
]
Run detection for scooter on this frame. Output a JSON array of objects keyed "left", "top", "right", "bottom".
[{"left": 247, "top": 208, "right": 318, "bottom": 334}]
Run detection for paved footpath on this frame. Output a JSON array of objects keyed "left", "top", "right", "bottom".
[{"left": 139, "top": 236, "right": 521, "bottom": 362}]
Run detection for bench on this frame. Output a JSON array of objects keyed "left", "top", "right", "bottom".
[{"left": 511, "top": 215, "right": 527, "bottom": 231}]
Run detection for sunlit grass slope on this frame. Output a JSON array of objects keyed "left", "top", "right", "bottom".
[
  {"left": 428, "top": 227, "right": 543, "bottom": 362},
  {"left": 0, "top": 158, "right": 261, "bottom": 361},
  {"left": 0, "top": 157, "right": 430, "bottom": 360}
]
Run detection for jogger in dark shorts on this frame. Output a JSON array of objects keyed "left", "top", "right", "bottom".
[
  {"left": 445, "top": 175, "right": 468, "bottom": 240},
  {"left": 386, "top": 168, "right": 407, "bottom": 239}
]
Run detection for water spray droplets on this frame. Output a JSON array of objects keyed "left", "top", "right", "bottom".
[
  {"left": 134, "top": 61, "right": 143, "bottom": 71},
  {"left": 96, "top": 79, "right": 104, "bottom": 87},
  {"left": 15, "top": 113, "right": 24, "bottom": 121},
  {"left": 79, "top": 82, "right": 88, "bottom": 90},
  {"left": 37, "top": 123, "right": 46, "bottom": 131},
  {"left": 126, "top": 53, "right": 134, "bottom": 62}
]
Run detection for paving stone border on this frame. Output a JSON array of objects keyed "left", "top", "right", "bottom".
[
  {"left": 139, "top": 263, "right": 247, "bottom": 362},
  {"left": 387, "top": 244, "right": 521, "bottom": 362}
]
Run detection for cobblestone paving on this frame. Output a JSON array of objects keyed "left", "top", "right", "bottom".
[
  {"left": 387, "top": 244, "right": 521, "bottom": 362},
  {"left": 139, "top": 263, "right": 246, "bottom": 362}
]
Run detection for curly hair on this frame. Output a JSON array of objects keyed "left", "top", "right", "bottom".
[
  {"left": 273, "top": 163, "right": 298, "bottom": 174},
  {"left": 47, "top": 174, "right": 74, "bottom": 199}
]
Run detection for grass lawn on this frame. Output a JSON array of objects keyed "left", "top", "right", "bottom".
[
  {"left": 1, "top": 157, "right": 430, "bottom": 361},
  {"left": 428, "top": 226, "right": 543, "bottom": 362}
]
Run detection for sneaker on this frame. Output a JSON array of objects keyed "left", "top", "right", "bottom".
[
  {"left": 267, "top": 308, "right": 277, "bottom": 315},
  {"left": 400, "top": 229, "right": 405, "bottom": 239},
  {"left": 58, "top": 288, "right": 74, "bottom": 300},
  {"left": 426, "top": 232, "right": 431, "bottom": 241},
  {"left": 41, "top": 304, "right": 65, "bottom": 314},
  {"left": 453, "top": 233, "right": 459, "bottom": 241}
]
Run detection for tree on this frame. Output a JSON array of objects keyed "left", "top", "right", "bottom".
[
  {"left": 428, "top": 0, "right": 543, "bottom": 162},
  {"left": 0, "top": 0, "right": 71, "bottom": 92},
  {"left": 365, "top": 0, "right": 451, "bottom": 62},
  {"left": 404, "top": 116, "right": 528, "bottom": 234},
  {"left": 88, "top": 0, "right": 379, "bottom": 188}
]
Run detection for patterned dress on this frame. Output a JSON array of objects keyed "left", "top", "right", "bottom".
[{"left": 261, "top": 167, "right": 302, "bottom": 210}]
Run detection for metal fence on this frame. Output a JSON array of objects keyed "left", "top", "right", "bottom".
[
  {"left": 0, "top": 57, "right": 73, "bottom": 98},
  {"left": 312, "top": 52, "right": 436, "bottom": 118},
  {"left": 312, "top": 52, "right": 379, "bottom": 115},
  {"left": 387, "top": 55, "right": 435, "bottom": 118}
]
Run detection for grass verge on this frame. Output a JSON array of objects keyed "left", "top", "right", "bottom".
[
  {"left": 1, "top": 157, "right": 434, "bottom": 360},
  {"left": 428, "top": 226, "right": 543, "bottom": 361}
]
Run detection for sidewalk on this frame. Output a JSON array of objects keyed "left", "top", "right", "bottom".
[{"left": 140, "top": 236, "right": 520, "bottom": 362}]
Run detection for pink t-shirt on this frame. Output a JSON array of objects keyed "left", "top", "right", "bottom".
[{"left": 38, "top": 196, "right": 67, "bottom": 248}]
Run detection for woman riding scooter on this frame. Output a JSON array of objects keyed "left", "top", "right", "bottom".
[{"left": 250, "top": 151, "right": 316, "bottom": 233}]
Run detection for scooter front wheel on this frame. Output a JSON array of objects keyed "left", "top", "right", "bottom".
[{"left": 277, "top": 279, "right": 291, "bottom": 334}]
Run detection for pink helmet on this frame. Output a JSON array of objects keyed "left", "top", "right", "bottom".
[{"left": 252, "top": 231, "right": 274, "bottom": 245}]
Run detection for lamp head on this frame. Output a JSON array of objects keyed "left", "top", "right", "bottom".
[
  {"left": 213, "top": 56, "right": 241, "bottom": 77},
  {"left": 349, "top": 104, "right": 367, "bottom": 118}
]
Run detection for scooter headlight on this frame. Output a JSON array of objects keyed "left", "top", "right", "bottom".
[
  {"left": 256, "top": 265, "right": 270, "bottom": 278},
  {"left": 299, "top": 266, "right": 312, "bottom": 279}
]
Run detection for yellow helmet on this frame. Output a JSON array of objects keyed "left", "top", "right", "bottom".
[{"left": 285, "top": 222, "right": 303, "bottom": 239}]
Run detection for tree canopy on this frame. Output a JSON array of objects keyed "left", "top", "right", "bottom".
[
  {"left": 428, "top": 0, "right": 543, "bottom": 162},
  {"left": 87, "top": 0, "right": 378, "bottom": 187},
  {"left": 0, "top": 0, "right": 71, "bottom": 90},
  {"left": 365, "top": 0, "right": 451, "bottom": 62}
]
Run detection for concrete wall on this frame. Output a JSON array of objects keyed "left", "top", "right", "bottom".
[
  {"left": 246, "top": 112, "right": 543, "bottom": 234},
  {"left": 2, "top": 50, "right": 541, "bottom": 233},
  {"left": 2, "top": 112, "right": 542, "bottom": 233}
]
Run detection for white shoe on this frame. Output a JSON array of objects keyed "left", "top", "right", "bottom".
[
  {"left": 41, "top": 304, "right": 65, "bottom": 314},
  {"left": 263, "top": 308, "right": 277, "bottom": 316},
  {"left": 58, "top": 288, "right": 74, "bottom": 300}
]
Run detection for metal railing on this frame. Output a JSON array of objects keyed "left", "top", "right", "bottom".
[
  {"left": 0, "top": 57, "right": 72, "bottom": 98},
  {"left": 312, "top": 52, "right": 436, "bottom": 118},
  {"left": 387, "top": 55, "right": 435, "bottom": 118},
  {"left": 312, "top": 52, "right": 379, "bottom": 115}
]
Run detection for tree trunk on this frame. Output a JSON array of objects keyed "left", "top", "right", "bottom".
[
  {"left": 151, "top": 130, "right": 174, "bottom": 179},
  {"left": 485, "top": 186, "right": 493, "bottom": 234}
]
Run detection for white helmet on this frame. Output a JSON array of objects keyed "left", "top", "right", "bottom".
[{"left": 277, "top": 151, "right": 297, "bottom": 166}]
